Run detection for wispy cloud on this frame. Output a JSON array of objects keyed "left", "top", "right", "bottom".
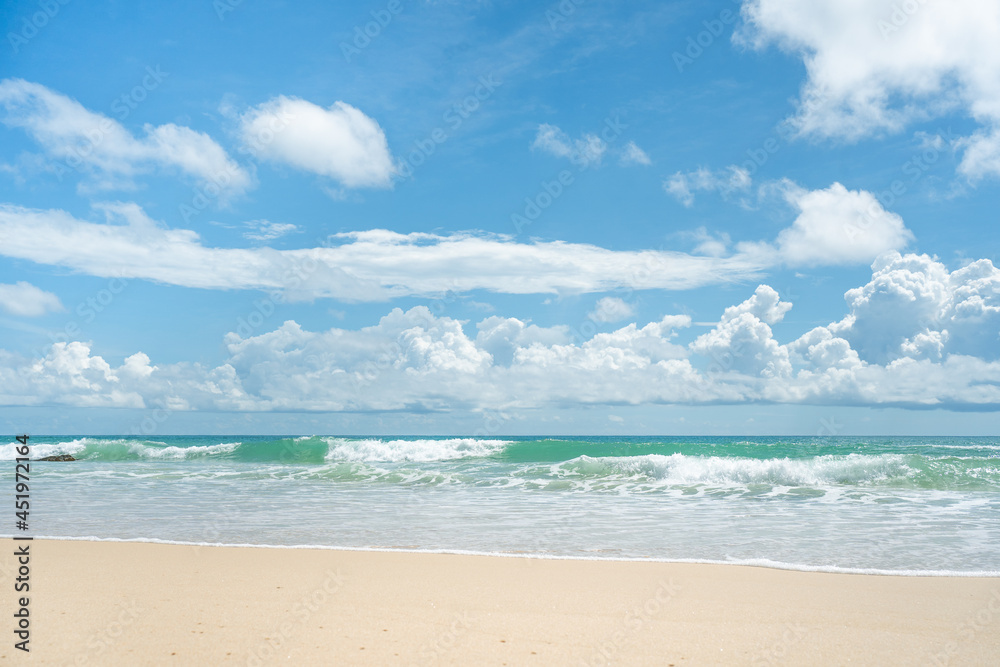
[
  {"left": 0, "top": 78, "right": 253, "bottom": 197},
  {"left": 532, "top": 123, "right": 606, "bottom": 167},
  {"left": 663, "top": 165, "right": 751, "bottom": 206},
  {"left": 0, "top": 184, "right": 915, "bottom": 301},
  {"left": 619, "top": 141, "right": 651, "bottom": 166},
  {"left": 0, "top": 281, "right": 63, "bottom": 317},
  {"left": 589, "top": 296, "right": 635, "bottom": 323},
  {"left": 241, "top": 219, "right": 299, "bottom": 242}
]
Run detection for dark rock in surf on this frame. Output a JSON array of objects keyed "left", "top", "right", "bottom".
[{"left": 36, "top": 454, "right": 76, "bottom": 461}]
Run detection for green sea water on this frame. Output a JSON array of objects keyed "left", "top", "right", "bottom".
[{"left": 5, "top": 435, "right": 999, "bottom": 574}]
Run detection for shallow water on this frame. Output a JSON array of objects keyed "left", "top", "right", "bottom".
[{"left": 5, "top": 435, "right": 999, "bottom": 574}]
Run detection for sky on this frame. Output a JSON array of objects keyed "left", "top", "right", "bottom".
[{"left": 1, "top": 0, "right": 999, "bottom": 436}]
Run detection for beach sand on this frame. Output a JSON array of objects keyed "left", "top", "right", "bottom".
[{"left": 4, "top": 538, "right": 998, "bottom": 665}]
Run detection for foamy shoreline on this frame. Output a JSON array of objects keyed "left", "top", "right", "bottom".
[
  {"left": 8, "top": 535, "right": 1000, "bottom": 578},
  {"left": 7, "top": 538, "right": 999, "bottom": 665}
]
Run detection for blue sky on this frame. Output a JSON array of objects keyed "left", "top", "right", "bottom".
[{"left": 1, "top": 0, "right": 999, "bottom": 435}]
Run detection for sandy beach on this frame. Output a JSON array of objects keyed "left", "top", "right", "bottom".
[{"left": 0, "top": 538, "right": 996, "bottom": 665}]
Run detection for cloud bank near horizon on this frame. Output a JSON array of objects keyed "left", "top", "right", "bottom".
[{"left": 3, "top": 252, "right": 999, "bottom": 413}]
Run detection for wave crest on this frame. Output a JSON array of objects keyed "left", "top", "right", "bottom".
[
  {"left": 557, "top": 453, "right": 914, "bottom": 487},
  {"left": 323, "top": 438, "right": 510, "bottom": 462}
]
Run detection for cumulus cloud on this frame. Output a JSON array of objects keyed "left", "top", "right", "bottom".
[
  {"left": 5, "top": 255, "right": 1000, "bottom": 412},
  {"left": 724, "top": 284, "right": 793, "bottom": 325},
  {"left": 663, "top": 165, "right": 751, "bottom": 206},
  {"left": 663, "top": 175, "right": 914, "bottom": 263},
  {"left": 691, "top": 285, "right": 793, "bottom": 377},
  {"left": 769, "top": 181, "right": 914, "bottom": 265},
  {"left": 0, "top": 342, "right": 247, "bottom": 410},
  {"left": 737, "top": 0, "right": 1000, "bottom": 180},
  {"left": 588, "top": 296, "right": 635, "bottom": 323},
  {"left": 475, "top": 316, "right": 570, "bottom": 366},
  {"left": 239, "top": 96, "right": 395, "bottom": 188},
  {"left": 0, "top": 79, "right": 252, "bottom": 197},
  {"left": 532, "top": 124, "right": 607, "bottom": 167},
  {"left": 0, "top": 281, "right": 63, "bottom": 317},
  {"left": 818, "top": 252, "right": 1000, "bottom": 365}
]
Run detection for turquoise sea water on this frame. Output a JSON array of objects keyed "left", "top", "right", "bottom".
[{"left": 4, "top": 435, "right": 999, "bottom": 574}]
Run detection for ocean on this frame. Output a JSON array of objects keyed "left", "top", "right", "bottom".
[{"left": 4, "top": 435, "right": 999, "bottom": 575}]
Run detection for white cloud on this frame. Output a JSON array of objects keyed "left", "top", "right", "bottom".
[
  {"left": 532, "top": 124, "right": 606, "bottom": 167},
  {"left": 620, "top": 141, "right": 652, "bottom": 166},
  {"left": 691, "top": 285, "right": 793, "bottom": 377},
  {"left": 0, "top": 201, "right": 298, "bottom": 293},
  {"left": 0, "top": 183, "right": 917, "bottom": 303},
  {"left": 588, "top": 296, "right": 635, "bottom": 323},
  {"left": 242, "top": 219, "right": 298, "bottom": 242},
  {"left": 0, "top": 341, "right": 246, "bottom": 410},
  {"left": 0, "top": 79, "right": 252, "bottom": 197},
  {"left": 0, "top": 203, "right": 773, "bottom": 300},
  {"left": 239, "top": 96, "right": 395, "bottom": 188},
  {"left": 664, "top": 175, "right": 913, "bottom": 264},
  {"left": 684, "top": 227, "right": 732, "bottom": 257},
  {"left": 787, "top": 326, "right": 862, "bottom": 371},
  {"left": 533, "top": 128, "right": 649, "bottom": 168},
  {"left": 0, "top": 281, "right": 63, "bottom": 317},
  {"left": 957, "top": 128, "right": 1000, "bottom": 181},
  {"left": 475, "top": 316, "right": 570, "bottom": 366},
  {"left": 769, "top": 181, "right": 914, "bottom": 266},
  {"left": 5, "top": 257, "right": 1000, "bottom": 411},
  {"left": 737, "top": 0, "right": 1000, "bottom": 180},
  {"left": 663, "top": 165, "right": 751, "bottom": 206},
  {"left": 722, "top": 284, "right": 792, "bottom": 325},
  {"left": 827, "top": 252, "right": 1000, "bottom": 364}
]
